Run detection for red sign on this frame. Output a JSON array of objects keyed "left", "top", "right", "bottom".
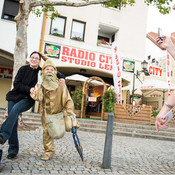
[
  {"left": 148, "top": 66, "right": 163, "bottom": 77},
  {"left": 0, "top": 67, "right": 13, "bottom": 79},
  {"left": 60, "top": 46, "right": 115, "bottom": 71},
  {"left": 112, "top": 42, "right": 122, "bottom": 104},
  {"left": 167, "top": 52, "right": 171, "bottom": 96}
]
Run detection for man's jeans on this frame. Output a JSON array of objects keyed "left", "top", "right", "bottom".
[{"left": 0, "top": 98, "right": 34, "bottom": 155}]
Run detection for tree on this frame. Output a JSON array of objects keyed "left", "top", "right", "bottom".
[{"left": 13, "top": 0, "right": 173, "bottom": 80}]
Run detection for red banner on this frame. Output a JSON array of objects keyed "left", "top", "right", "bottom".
[
  {"left": 112, "top": 42, "right": 122, "bottom": 104},
  {"left": 167, "top": 52, "right": 171, "bottom": 96}
]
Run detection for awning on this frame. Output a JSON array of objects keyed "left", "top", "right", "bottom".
[
  {"left": 137, "top": 79, "right": 175, "bottom": 90},
  {"left": 66, "top": 74, "right": 106, "bottom": 86}
]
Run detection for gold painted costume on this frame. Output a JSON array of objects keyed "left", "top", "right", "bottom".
[{"left": 31, "top": 59, "right": 78, "bottom": 160}]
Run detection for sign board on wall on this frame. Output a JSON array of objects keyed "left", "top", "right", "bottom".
[
  {"left": 148, "top": 65, "right": 163, "bottom": 77},
  {"left": 44, "top": 43, "right": 116, "bottom": 73},
  {"left": 44, "top": 43, "right": 61, "bottom": 59},
  {"left": 122, "top": 59, "right": 135, "bottom": 73},
  {"left": 0, "top": 67, "right": 13, "bottom": 79},
  {"left": 88, "top": 97, "right": 97, "bottom": 102}
]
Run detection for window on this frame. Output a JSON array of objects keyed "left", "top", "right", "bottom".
[
  {"left": 50, "top": 16, "right": 66, "bottom": 37},
  {"left": 2, "top": 0, "right": 19, "bottom": 21},
  {"left": 98, "top": 36, "right": 110, "bottom": 43},
  {"left": 97, "top": 24, "right": 118, "bottom": 47},
  {"left": 71, "top": 20, "right": 85, "bottom": 41}
]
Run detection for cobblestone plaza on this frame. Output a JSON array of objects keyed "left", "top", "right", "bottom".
[{"left": 0, "top": 128, "right": 175, "bottom": 174}]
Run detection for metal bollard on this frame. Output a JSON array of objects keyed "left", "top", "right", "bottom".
[
  {"left": 0, "top": 149, "right": 3, "bottom": 172},
  {"left": 102, "top": 112, "right": 114, "bottom": 169},
  {"left": 0, "top": 149, "right": 2, "bottom": 163}
]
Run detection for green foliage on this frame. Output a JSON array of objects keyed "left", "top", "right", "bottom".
[
  {"left": 102, "top": 89, "right": 116, "bottom": 113},
  {"left": 144, "top": 0, "right": 173, "bottom": 15},
  {"left": 31, "top": 0, "right": 173, "bottom": 20},
  {"left": 72, "top": 88, "right": 83, "bottom": 110},
  {"left": 104, "top": 0, "right": 173, "bottom": 14},
  {"left": 31, "top": 2, "right": 59, "bottom": 20},
  {"left": 104, "top": 0, "right": 135, "bottom": 8},
  {"left": 152, "top": 110, "right": 160, "bottom": 118}
]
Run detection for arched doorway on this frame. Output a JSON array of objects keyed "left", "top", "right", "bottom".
[{"left": 80, "top": 76, "right": 107, "bottom": 120}]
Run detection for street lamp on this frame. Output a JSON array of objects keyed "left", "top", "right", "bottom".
[
  {"left": 141, "top": 60, "right": 148, "bottom": 69},
  {"left": 132, "top": 60, "right": 150, "bottom": 104}
]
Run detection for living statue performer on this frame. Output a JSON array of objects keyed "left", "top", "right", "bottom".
[{"left": 30, "top": 59, "right": 79, "bottom": 161}]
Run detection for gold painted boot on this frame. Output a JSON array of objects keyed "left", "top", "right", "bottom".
[{"left": 40, "top": 153, "right": 54, "bottom": 161}]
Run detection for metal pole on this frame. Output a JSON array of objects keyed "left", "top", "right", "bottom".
[
  {"left": 132, "top": 73, "right": 135, "bottom": 104},
  {"left": 162, "top": 90, "right": 165, "bottom": 107},
  {"left": 102, "top": 112, "right": 114, "bottom": 169}
]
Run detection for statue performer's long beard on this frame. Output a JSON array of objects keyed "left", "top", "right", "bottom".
[{"left": 42, "top": 74, "right": 58, "bottom": 91}]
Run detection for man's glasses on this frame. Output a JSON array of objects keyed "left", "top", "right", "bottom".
[{"left": 30, "top": 57, "right": 40, "bottom": 60}]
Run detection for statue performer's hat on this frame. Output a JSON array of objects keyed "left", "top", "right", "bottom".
[{"left": 42, "top": 59, "right": 57, "bottom": 71}]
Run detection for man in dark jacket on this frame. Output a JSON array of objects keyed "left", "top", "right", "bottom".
[{"left": 0, "top": 51, "right": 42, "bottom": 159}]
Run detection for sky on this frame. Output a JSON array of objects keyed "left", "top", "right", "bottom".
[{"left": 146, "top": 3, "right": 175, "bottom": 62}]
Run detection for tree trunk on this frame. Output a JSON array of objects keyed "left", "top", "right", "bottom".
[{"left": 12, "top": 0, "right": 31, "bottom": 84}]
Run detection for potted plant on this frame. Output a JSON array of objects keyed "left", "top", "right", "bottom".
[
  {"left": 71, "top": 36, "right": 82, "bottom": 41},
  {"left": 102, "top": 89, "right": 116, "bottom": 119},
  {"left": 72, "top": 88, "right": 83, "bottom": 117},
  {"left": 97, "top": 39, "right": 112, "bottom": 47},
  {"left": 152, "top": 110, "right": 159, "bottom": 118}
]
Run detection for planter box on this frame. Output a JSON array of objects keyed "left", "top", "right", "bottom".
[{"left": 103, "top": 112, "right": 109, "bottom": 120}]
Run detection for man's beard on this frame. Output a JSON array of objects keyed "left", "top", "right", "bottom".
[{"left": 42, "top": 74, "right": 58, "bottom": 91}]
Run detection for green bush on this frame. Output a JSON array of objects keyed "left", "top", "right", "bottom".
[
  {"left": 102, "top": 89, "right": 116, "bottom": 113},
  {"left": 72, "top": 88, "right": 83, "bottom": 110},
  {"left": 152, "top": 110, "right": 159, "bottom": 118}
]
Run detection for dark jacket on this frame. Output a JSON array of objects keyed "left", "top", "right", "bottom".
[
  {"left": 6, "top": 65, "right": 41, "bottom": 103},
  {"left": 57, "top": 72, "right": 66, "bottom": 79}
]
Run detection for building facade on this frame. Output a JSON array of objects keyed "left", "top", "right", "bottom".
[{"left": 1, "top": 0, "right": 171, "bottom": 111}]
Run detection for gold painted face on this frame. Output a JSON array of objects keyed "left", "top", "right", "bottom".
[
  {"left": 42, "top": 65, "right": 58, "bottom": 91},
  {"left": 43, "top": 66, "right": 55, "bottom": 76}
]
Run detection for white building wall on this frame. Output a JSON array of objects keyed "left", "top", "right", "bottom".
[
  {"left": 27, "top": 12, "right": 43, "bottom": 57},
  {"left": 43, "top": 1, "right": 148, "bottom": 84},
  {"left": 0, "top": 0, "right": 43, "bottom": 56},
  {"left": 0, "top": 0, "right": 16, "bottom": 54}
]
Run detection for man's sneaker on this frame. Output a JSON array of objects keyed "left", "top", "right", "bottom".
[{"left": 7, "top": 153, "right": 17, "bottom": 159}]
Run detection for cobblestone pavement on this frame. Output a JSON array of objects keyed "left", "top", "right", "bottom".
[{"left": 0, "top": 127, "right": 175, "bottom": 174}]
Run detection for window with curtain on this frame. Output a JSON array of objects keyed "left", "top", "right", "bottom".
[
  {"left": 50, "top": 16, "right": 66, "bottom": 37},
  {"left": 70, "top": 20, "right": 85, "bottom": 41}
]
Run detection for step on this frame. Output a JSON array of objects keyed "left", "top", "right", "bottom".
[
  {"left": 79, "top": 121, "right": 175, "bottom": 137},
  {"left": 78, "top": 118, "right": 175, "bottom": 132},
  {"left": 78, "top": 126, "right": 175, "bottom": 142},
  {"left": 1, "top": 109, "right": 175, "bottom": 141}
]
